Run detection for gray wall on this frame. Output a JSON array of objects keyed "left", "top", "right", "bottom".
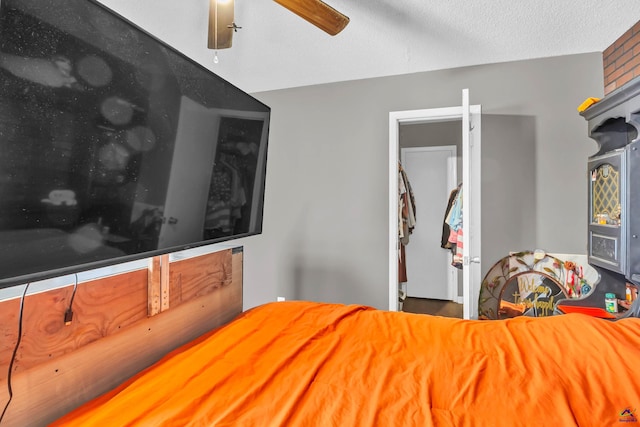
[
  {"left": 236, "top": 53, "right": 602, "bottom": 310},
  {"left": 481, "top": 114, "right": 537, "bottom": 272}
]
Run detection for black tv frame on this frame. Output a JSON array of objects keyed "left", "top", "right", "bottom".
[{"left": 0, "top": 0, "right": 270, "bottom": 289}]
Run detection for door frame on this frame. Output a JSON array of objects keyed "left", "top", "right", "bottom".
[
  {"left": 389, "top": 104, "right": 481, "bottom": 318},
  {"left": 400, "top": 145, "right": 459, "bottom": 302}
]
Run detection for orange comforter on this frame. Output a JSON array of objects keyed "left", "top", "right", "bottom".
[{"left": 52, "top": 301, "right": 640, "bottom": 426}]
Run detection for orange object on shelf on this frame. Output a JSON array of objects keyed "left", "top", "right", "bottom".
[
  {"left": 556, "top": 304, "right": 616, "bottom": 319},
  {"left": 577, "top": 97, "right": 601, "bottom": 112}
]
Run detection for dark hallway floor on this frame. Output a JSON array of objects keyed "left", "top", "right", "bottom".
[{"left": 402, "top": 297, "right": 463, "bottom": 318}]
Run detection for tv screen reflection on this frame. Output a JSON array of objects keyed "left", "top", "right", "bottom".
[{"left": 0, "top": 0, "right": 270, "bottom": 287}]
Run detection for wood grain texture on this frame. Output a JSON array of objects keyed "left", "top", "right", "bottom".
[
  {"left": 0, "top": 247, "right": 243, "bottom": 427},
  {"left": 147, "top": 254, "right": 170, "bottom": 316},
  {"left": 160, "top": 254, "right": 170, "bottom": 312},
  {"left": 3, "top": 276, "right": 242, "bottom": 426},
  {"left": 169, "top": 249, "right": 232, "bottom": 306},
  {"left": 0, "top": 269, "right": 148, "bottom": 380},
  {"left": 147, "top": 255, "right": 162, "bottom": 316}
]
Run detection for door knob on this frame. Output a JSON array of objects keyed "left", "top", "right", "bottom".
[{"left": 463, "top": 256, "right": 481, "bottom": 266}]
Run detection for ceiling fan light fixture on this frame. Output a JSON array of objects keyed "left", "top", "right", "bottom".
[
  {"left": 273, "top": 0, "right": 349, "bottom": 36},
  {"left": 208, "top": 0, "right": 235, "bottom": 50}
]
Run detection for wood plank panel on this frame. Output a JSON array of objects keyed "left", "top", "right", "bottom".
[
  {"left": 0, "top": 297, "right": 20, "bottom": 379},
  {"left": 168, "top": 249, "right": 232, "bottom": 306},
  {"left": 0, "top": 249, "right": 238, "bottom": 379},
  {"left": 0, "top": 248, "right": 243, "bottom": 427},
  {"left": 0, "top": 269, "right": 148, "bottom": 380},
  {"left": 2, "top": 274, "right": 242, "bottom": 427}
]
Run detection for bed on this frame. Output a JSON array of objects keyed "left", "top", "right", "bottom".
[{"left": 50, "top": 300, "right": 640, "bottom": 426}]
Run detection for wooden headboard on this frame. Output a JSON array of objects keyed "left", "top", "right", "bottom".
[{"left": 0, "top": 246, "right": 243, "bottom": 427}]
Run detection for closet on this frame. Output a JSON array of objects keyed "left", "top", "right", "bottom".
[{"left": 398, "top": 123, "right": 461, "bottom": 305}]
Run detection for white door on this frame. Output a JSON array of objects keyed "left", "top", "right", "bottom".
[
  {"left": 401, "top": 146, "right": 457, "bottom": 300},
  {"left": 389, "top": 89, "right": 482, "bottom": 319},
  {"left": 461, "top": 89, "right": 482, "bottom": 320}
]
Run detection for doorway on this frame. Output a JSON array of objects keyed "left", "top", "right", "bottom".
[
  {"left": 388, "top": 90, "right": 482, "bottom": 319},
  {"left": 401, "top": 145, "right": 459, "bottom": 302}
]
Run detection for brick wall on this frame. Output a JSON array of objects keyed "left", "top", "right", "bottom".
[{"left": 603, "top": 20, "right": 640, "bottom": 95}]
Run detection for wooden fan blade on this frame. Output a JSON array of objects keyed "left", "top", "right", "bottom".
[{"left": 274, "top": 0, "right": 349, "bottom": 36}]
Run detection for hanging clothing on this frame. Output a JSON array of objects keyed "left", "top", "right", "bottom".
[
  {"left": 398, "top": 164, "right": 416, "bottom": 244},
  {"left": 442, "top": 184, "right": 463, "bottom": 269},
  {"left": 204, "top": 152, "right": 248, "bottom": 234},
  {"left": 398, "top": 243, "right": 408, "bottom": 283},
  {"left": 450, "top": 227, "right": 463, "bottom": 269},
  {"left": 441, "top": 186, "right": 460, "bottom": 252},
  {"left": 398, "top": 163, "right": 416, "bottom": 282},
  {"left": 445, "top": 186, "right": 463, "bottom": 232}
]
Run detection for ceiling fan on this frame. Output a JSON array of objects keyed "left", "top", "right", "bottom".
[
  {"left": 273, "top": 0, "right": 350, "bottom": 36},
  {"left": 209, "top": 0, "right": 349, "bottom": 54}
]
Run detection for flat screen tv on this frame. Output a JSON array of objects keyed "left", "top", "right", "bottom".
[{"left": 0, "top": 0, "right": 270, "bottom": 289}]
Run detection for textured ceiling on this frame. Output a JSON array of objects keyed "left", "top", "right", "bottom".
[{"left": 99, "top": 0, "right": 640, "bottom": 93}]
